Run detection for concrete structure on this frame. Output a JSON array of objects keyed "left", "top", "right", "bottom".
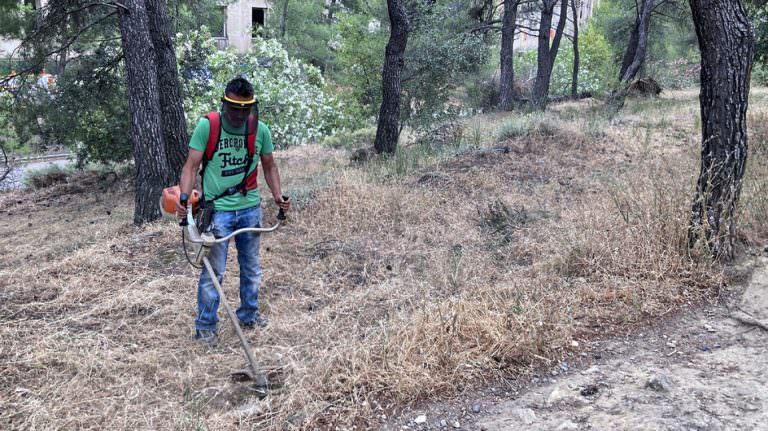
[
  {"left": 516, "top": 0, "right": 601, "bottom": 51},
  {"left": 214, "top": 0, "right": 270, "bottom": 54}
]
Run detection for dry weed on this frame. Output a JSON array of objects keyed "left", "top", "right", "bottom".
[{"left": 0, "top": 90, "right": 745, "bottom": 430}]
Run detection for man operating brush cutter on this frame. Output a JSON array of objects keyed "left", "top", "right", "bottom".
[{"left": 175, "top": 77, "right": 290, "bottom": 348}]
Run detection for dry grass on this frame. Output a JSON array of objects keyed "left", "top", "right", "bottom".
[{"left": 5, "top": 89, "right": 765, "bottom": 430}]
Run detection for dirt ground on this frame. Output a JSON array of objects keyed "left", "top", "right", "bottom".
[{"left": 388, "top": 257, "right": 768, "bottom": 431}]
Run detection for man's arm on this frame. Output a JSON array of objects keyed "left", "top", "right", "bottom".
[
  {"left": 261, "top": 152, "right": 289, "bottom": 211},
  {"left": 176, "top": 149, "right": 204, "bottom": 217}
]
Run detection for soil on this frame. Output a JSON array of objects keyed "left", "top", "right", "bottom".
[{"left": 388, "top": 257, "right": 768, "bottom": 431}]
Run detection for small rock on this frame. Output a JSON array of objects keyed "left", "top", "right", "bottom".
[
  {"left": 666, "top": 341, "right": 676, "bottom": 348},
  {"left": 580, "top": 384, "right": 599, "bottom": 396},
  {"left": 512, "top": 408, "right": 537, "bottom": 425},
  {"left": 472, "top": 404, "right": 481, "bottom": 413},
  {"left": 646, "top": 374, "right": 673, "bottom": 392},
  {"left": 414, "top": 415, "right": 427, "bottom": 424},
  {"left": 237, "top": 402, "right": 264, "bottom": 415},
  {"left": 559, "top": 362, "right": 569, "bottom": 372},
  {"left": 704, "top": 324, "right": 716, "bottom": 333},
  {"left": 440, "top": 419, "right": 448, "bottom": 427},
  {"left": 570, "top": 340, "right": 579, "bottom": 347},
  {"left": 557, "top": 420, "right": 579, "bottom": 430},
  {"left": 452, "top": 420, "right": 461, "bottom": 428}
]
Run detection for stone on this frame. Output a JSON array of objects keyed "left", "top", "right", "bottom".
[
  {"left": 557, "top": 420, "right": 579, "bottom": 430},
  {"left": 646, "top": 374, "right": 673, "bottom": 392},
  {"left": 512, "top": 408, "right": 537, "bottom": 425},
  {"left": 414, "top": 415, "right": 427, "bottom": 424},
  {"left": 452, "top": 420, "right": 461, "bottom": 428},
  {"left": 472, "top": 404, "right": 481, "bottom": 413}
]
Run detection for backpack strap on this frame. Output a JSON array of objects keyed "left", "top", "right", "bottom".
[
  {"left": 206, "top": 113, "right": 261, "bottom": 202},
  {"left": 203, "top": 112, "right": 221, "bottom": 162},
  {"left": 243, "top": 114, "right": 259, "bottom": 192}
]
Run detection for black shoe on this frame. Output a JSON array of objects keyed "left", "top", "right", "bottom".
[
  {"left": 195, "top": 329, "right": 218, "bottom": 347},
  {"left": 242, "top": 315, "right": 268, "bottom": 329}
]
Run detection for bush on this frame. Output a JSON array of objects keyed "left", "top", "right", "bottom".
[
  {"left": 322, "top": 127, "right": 377, "bottom": 149},
  {"left": 177, "top": 28, "right": 350, "bottom": 148},
  {"left": 22, "top": 163, "right": 72, "bottom": 189},
  {"left": 514, "top": 27, "right": 618, "bottom": 98}
]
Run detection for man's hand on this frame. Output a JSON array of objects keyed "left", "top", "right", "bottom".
[
  {"left": 274, "top": 195, "right": 290, "bottom": 212},
  {"left": 176, "top": 200, "right": 188, "bottom": 219}
]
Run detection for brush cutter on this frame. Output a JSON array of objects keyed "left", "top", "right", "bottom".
[{"left": 166, "top": 187, "right": 288, "bottom": 398}]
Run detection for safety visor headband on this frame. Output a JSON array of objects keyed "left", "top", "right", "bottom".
[{"left": 222, "top": 95, "right": 257, "bottom": 109}]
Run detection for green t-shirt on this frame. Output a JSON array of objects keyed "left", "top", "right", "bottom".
[{"left": 189, "top": 114, "right": 274, "bottom": 211}]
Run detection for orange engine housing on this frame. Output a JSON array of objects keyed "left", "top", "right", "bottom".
[{"left": 160, "top": 185, "right": 201, "bottom": 216}]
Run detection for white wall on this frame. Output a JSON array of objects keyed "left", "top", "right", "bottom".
[{"left": 226, "top": 0, "right": 269, "bottom": 54}]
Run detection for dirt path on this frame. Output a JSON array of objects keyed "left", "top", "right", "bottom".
[{"left": 391, "top": 258, "right": 768, "bottom": 431}]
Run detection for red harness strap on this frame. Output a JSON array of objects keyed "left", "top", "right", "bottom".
[{"left": 202, "top": 112, "right": 259, "bottom": 194}]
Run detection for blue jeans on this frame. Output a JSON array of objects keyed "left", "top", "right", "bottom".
[{"left": 196, "top": 206, "right": 263, "bottom": 332}]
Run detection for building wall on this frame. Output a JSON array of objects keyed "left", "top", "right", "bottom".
[{"left": 225, "top": 0, "right": 269, "bottom": 54}]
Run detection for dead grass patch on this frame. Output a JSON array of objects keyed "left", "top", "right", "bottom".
[{"left": 0, "top": 90, "right": 749, "bottom": 430}]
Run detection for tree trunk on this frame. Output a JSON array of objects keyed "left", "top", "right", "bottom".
[
  {"left": 532, "top": 0, "right": 568, "bottom": 110},
  {"left": 118, "top": 0, "right": 172, "bottom": 225},
  {"left": 279, "top": 0, "right": 289, "bottom": 38},
  {"left": 374, "top": 0, "right": 409, "bottom": 154},
  {"left": 571, "top": 0, "right": 580, "bottom": 98},
  {"left": 499, "top": 0, "right": 519, "bottom": 111},
  {"left": 145, "top": 0, "right": 188, "bottom": 184},
  {"left": 619, "top": 0, "right": 654, "bottom": 82},
  {"left": 688, "top": 0, "right": 754, "bottom": 260}
]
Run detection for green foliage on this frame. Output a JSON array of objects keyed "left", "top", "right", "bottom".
[
  {"left": 267, "top": 0, "right": 338, "bottom": 72},
  {"left": 748, "top": 0, "right": 768, "bottom": 80},
  {"left": 401, "top": 0, "right": 489, "bottom": 130},
  {"left": 22, "top": 163, "right": 72, "bottom": 189},
  {"left": 515, "top": 27, "right": 618, "bottom": 98},
  {"left": 337, "top": 0, "right": 490, "bottom": 130},
  {"left": 168, "top": 0, "right": 225, "bottom": 36},
  {"left": 589, "top": 0, "right": 699, "bottom": 87},
  {"left": 322, "top": 126, "right": 377, "bottom": 149},
  {"left": 336, "top": 11, "right": 387, "bottom": 122},
  {"left": 0, "top": 92, "right": 22, "bottom": 156},
  {"left": 177, "top": 28, "right": 349, "bottom": 147}
]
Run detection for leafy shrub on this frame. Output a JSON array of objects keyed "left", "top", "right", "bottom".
[
  {"left": 322, "top": 127, "right": 377, "bottom": 149},
  {"left": 514, "top": 27, "right": 618, "bottom": 98},
  {"left": 22, "top": 163, "right": 71, "bottom": 189},
  {"left": 177, "top": 28, "right": 350, "bottom": 148}
]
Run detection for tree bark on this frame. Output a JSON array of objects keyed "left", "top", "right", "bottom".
[
  {"left": 688, "top": 0, "right": 754, "bottom": 260},
  {"left": 374, "top": 0, "right": 409, "bottom": 154},
  {"left": 571, "top": 0, "right": 580, "bottom": 98},
  {"left": 117, "top": 0, "right": 171, "bottom": 225},
  {"left": 532, "top": 0, "right": 568, "bottom": 111},
  {"left": 619, "top": 0, "right": 654, "bottom": 82},
  {"left": 499, "top": 0, "right": 519, "bottom": 111},
  {"left": 279, "top": 0, "right": 289, "bottom": 38},
  {"left": 145, "top": 0, "right": 188, "bottom": 184}
]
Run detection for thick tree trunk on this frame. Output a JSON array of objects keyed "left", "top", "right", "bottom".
[
  {"left": 374, "top": 0, "right": 409, "bottom": 154},
  {"left": 118, "top": 0, "right": 171, "bottom": 225},
  {"left": 499, "top": 0, "right": 519, "bottom": 111},
  {"left": 688, "top": 0, "right": 754, "bottom": 260},
  {"left": 619, "top": 0, "right": 654, "bottom": 82},
  {"left": 532, "top": 0, "right": 568, "bottom": 111},
  {"left": 145, "top": 0, "right": 188, "bottom": 183},
  {"left": 571, "top": 0, "right": 580, "bottom": 98}
]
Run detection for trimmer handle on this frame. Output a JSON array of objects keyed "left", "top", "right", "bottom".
[
  {"left": 277, "top": 195, "right": 289, "bottom": 221},
  {"left": 179, "top": 193, "right": 189, "bottom": 227}
]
